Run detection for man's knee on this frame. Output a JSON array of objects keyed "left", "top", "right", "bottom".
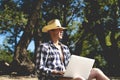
[{"left": 92, "top": 68, "right": 102, "bottom": 73}]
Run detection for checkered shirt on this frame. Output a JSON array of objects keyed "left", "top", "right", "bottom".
[{"left": 36, "top": 41, "right": 71, "bottom": 75}]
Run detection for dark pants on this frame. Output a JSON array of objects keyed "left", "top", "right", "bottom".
[
  {"left": 38, "top": 75, "right": 60, "bottom": 80},
  {"left": 38, "top": 75, "right": 73, "bottom": 80},
  {"left": 37, "top": 71, "right": 73, "bottom": 80}
]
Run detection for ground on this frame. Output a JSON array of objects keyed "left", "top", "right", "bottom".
[
  {"left": 0, "top": 75, "right": 38, "bottom": 80},
  {"left": 0, "top": 75, "right": 120, "bottom": 80}
]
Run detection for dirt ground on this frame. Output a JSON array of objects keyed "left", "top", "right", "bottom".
[
  {"left": 0, "top": 75, "right": 38, "bottom": 80},
  {"left": 0, "top": 75, "right": 120, "bottom": 80}
]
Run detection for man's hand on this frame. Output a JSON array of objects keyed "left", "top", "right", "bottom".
[
  {"left": 73, "top": 76, "right": 85, "bottom": 80},
  {"left": 51, "top": 70, "right": 65, "bottom": 75}
]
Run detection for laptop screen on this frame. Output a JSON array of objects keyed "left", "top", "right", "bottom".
[{"left": 63, "top": 55, "right": 95, "bottom": 79}]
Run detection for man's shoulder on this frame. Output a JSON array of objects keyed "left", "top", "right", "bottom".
[
  {"left": 40, "top": 42, "right": 50, "bottom": 47},
  {"left": 60, "top": 43, "right": 69, "bottom": 49}
]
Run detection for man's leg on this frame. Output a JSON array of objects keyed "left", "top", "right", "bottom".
[{"left": 88, "top": 68, "right": 110, "bottom": 80}]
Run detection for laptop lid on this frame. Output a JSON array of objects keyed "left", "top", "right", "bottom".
[{"left": 63, "top": 55, "right": 95, "bottom": 79}]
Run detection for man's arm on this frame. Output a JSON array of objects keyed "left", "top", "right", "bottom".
[{"left": 36, "top": 44, "right": 52, "bottom": 74}]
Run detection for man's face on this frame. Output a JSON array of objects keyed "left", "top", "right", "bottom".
[{"left": 49, "top": 28, "right": 64, "bottom": 40}]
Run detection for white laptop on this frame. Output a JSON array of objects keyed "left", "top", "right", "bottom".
[{"left": 63, "top": 55, "right": 95, "bottom": 79}]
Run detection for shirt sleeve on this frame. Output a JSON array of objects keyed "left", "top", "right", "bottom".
[
  {"left": 36, "top": 44, "right": 52, "bottom": 75},
  {"left": 64, "top": 46, "right": 71, "bottom": 67}
]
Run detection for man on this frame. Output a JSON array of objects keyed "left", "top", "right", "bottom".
[{"left": 36, "top": 19, "right": 110, "bottom": 80}]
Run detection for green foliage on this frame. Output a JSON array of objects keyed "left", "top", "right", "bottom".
[
  {"left": 0, "top": 49, "right": 13, "bottom": 63},
  {"left": 94, "top": 54, "right": 107, "bottom": 67},
  {"left": 81, "top": 35, "right": 100, "bottom": 56},
  {"left": 105, "top": 31, "right": 112, "bottom": 46},
  {"left": 115, "top": 32, "right": 120, "bottom": 48},
  {"left": 68, "top": 21, "right": 83, "bottom": 42},
  {"left": 81, "top": 40, "right": 91, "bottom": 56},
  {"left": 0, "top": 3, "right": 28, "bottom": 52},
  {"left": 27, "top": 50, "right": 34, "bottom": 61},
  {"left": 0, "top": 4, "right": 27, "bottom": 34}
]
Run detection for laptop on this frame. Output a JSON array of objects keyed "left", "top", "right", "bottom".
[{"left": 63, "top": 55, "right": 95, "bottom": 79}]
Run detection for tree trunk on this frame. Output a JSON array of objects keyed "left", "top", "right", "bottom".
[
  {"left": 11, "top": 0, "right": 44, "bottom": 75},
  {"left": 33, "top": 21, "right": 42, "bottom": 63},
  {"left": 94, "top": 24, "right": 120, "bottom": 76}
]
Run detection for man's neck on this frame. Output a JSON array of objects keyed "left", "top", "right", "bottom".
[
  {"left": 51, "top": 37, "right": 58, "bottom": 44},
  {"left": 53, "top": 40, "right": 59, "bottom": 46}
]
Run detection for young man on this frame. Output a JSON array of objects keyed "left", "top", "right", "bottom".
[{"left": 36, "top": 19, "right": 110, "bottom": 80}]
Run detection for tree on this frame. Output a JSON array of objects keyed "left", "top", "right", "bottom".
[
  {"left": 81, "top": 0, "right": 120, "bottom": 76},
  {"left": 11, "top": 0, "right": 44, "bottom": 75}
]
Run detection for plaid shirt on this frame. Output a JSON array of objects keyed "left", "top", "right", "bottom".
[{"left": 36, "top": 41, "right": 71, "bottom": 75}]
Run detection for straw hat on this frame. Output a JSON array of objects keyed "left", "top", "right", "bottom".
[{"left": 42, "top": 19, "right": 66, "bottom": 32}]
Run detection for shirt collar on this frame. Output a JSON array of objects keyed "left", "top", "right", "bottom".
[{"left": 48, "top": 40, "right": 64, "bottom": 47}]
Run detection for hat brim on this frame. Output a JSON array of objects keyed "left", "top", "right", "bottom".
[{"left": 42, "top": 25, "right": 66, "bottom": 32}]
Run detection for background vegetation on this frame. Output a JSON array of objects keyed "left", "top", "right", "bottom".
[{"left": 0, "top": 0, "right": 120, "bottom": 77}]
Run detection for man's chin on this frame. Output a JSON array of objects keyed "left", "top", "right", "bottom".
[{"left": 59, "top": 37, "right": 63, "bottom": 39}]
